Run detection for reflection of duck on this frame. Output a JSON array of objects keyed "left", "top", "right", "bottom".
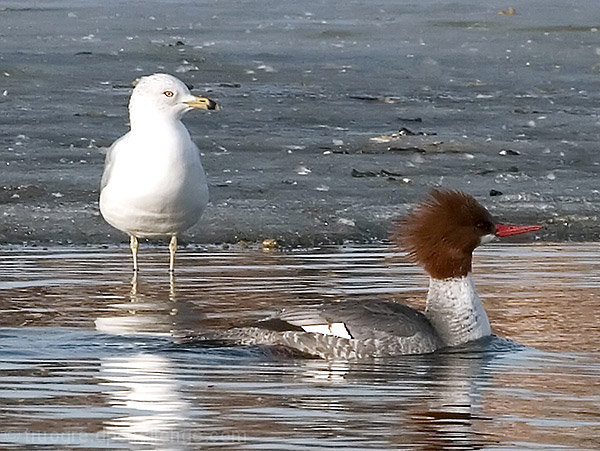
[
  {"left": 202, "top": 190, "right": 540, "bottom": 358},
  {"left": 268, "top": 338, "right": 514, "bottom": 449},
  {"left": 390, "top": 346, "right": 502, "bottom": 449}
]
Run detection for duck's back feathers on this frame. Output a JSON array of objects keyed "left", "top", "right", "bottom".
[{"left": 205, "top": 299, "right": 443, "bottom": 359}]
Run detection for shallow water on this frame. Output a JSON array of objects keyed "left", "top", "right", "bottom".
[{"left": 1, "top": 243, "right": 599, "bottom": 449}]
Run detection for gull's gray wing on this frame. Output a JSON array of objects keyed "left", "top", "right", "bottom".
[{"left": 100, "top": 135, "right": 127, "bottom": 191}]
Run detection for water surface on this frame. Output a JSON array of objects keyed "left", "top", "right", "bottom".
[{"left": 1, "top": 243, "right": 599, "bottom": 449}]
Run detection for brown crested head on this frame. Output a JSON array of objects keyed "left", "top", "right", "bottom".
[{"left": 394, "top": 190, "right": 496, "bottom": 280}]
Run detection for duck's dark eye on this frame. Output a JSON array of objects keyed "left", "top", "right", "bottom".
[
  {"left": 163, "top": 90, "right": 174, "bottom": 97},
  {"left": 475, "top": 220, "right": 494, "bottom": 233}
]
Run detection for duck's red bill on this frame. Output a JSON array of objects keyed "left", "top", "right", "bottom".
[{"left": 495, "top": 223, "right": 542, "bottom": 237}]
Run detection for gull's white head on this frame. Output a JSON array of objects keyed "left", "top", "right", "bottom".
[{"left": 128, "top": 73, "right": 217, "bottom": 128}]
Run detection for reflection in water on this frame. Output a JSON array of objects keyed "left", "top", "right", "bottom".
[
  {"left": 0, "top": 244, "right": 599, "bottom": 448},
  {"left": 93, "top": 273, "right": 205, "bottom": 447},
  {"left": 289, "top": 349, "right": 501, "bottom": 449},
  {"left": 100, "top": 354, "right": 190, "bottom": 448},
  {"left": 94, "top": 273, "right": 172, "bottom": 336},
  {"left": 399, "top": 352, "right": 494, "bottom": 449},
  {"left": 94, "top": 271, "right": 208, "bottom": 338}
]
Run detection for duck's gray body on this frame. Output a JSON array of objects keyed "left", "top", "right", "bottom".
[{"left": 205, "top": 299, "right": 443, "bottom": 359}]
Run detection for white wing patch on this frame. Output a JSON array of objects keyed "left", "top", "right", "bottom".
[{"left": 301, "top": 322, "right": 352, "bottom": 339}]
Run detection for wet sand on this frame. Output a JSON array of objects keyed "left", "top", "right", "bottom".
[{"left": 1, "top": 0, "right": 599, "bottom": 246}]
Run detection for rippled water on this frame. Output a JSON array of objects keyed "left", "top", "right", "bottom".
[
  {"left": 2, "top": 0, "right": 600, "bottom": 246},
  {"left": 1, "top": 243, "right": 599, "bottom": 449}
]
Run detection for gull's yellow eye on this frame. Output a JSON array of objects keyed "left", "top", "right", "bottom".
[{"left": 163, "top": 90, "right": 174, "bottom": 97}]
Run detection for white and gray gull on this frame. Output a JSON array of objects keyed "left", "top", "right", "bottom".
[
  {"left": 201, "top": 190, "right": 541, "bottom": 358},
  {"left": 99, "top": 73, "right": 218, "bottom": 272}
]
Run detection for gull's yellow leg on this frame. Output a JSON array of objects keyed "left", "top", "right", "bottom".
[
  {"left": 169, "top": 235, "right": 177, "bottom": 273},
  {"left": 169, "top": 270, "right": 175, "bottom": 302},
  {"left": 129, "top": 235, "right": 139, "bottom": 272},
  {"left": 130, "top": 272, "right": 138, "bottom": 299}
]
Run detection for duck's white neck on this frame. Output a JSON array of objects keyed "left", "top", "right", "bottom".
[{"left": 424, "top": 273, "right": 491, "bottom": 347}]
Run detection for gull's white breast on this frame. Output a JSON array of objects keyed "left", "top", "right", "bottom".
[{"left": 99, "top": 121, "right": 208, "bottom": 238}]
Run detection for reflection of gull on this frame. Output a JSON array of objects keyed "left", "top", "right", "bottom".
[
  {"left": 99, "top": 73, "right": 218, "bottom": 272},
  {"left": 101, "top": 354, "right": 189, "bottom": 447},
  {"left": 95, "top": 273, "right": 206, "bottom": 337},
  {"left": 94, "top": 274, "right": 173, "bottom": 336}
]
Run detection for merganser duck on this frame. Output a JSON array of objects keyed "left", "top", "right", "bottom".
[
  {"left": 99, "top": 73, "right": 218, "bottom": 272},
  {"left": 201, "top": 190, "right": 541, "bottom": 358}
]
